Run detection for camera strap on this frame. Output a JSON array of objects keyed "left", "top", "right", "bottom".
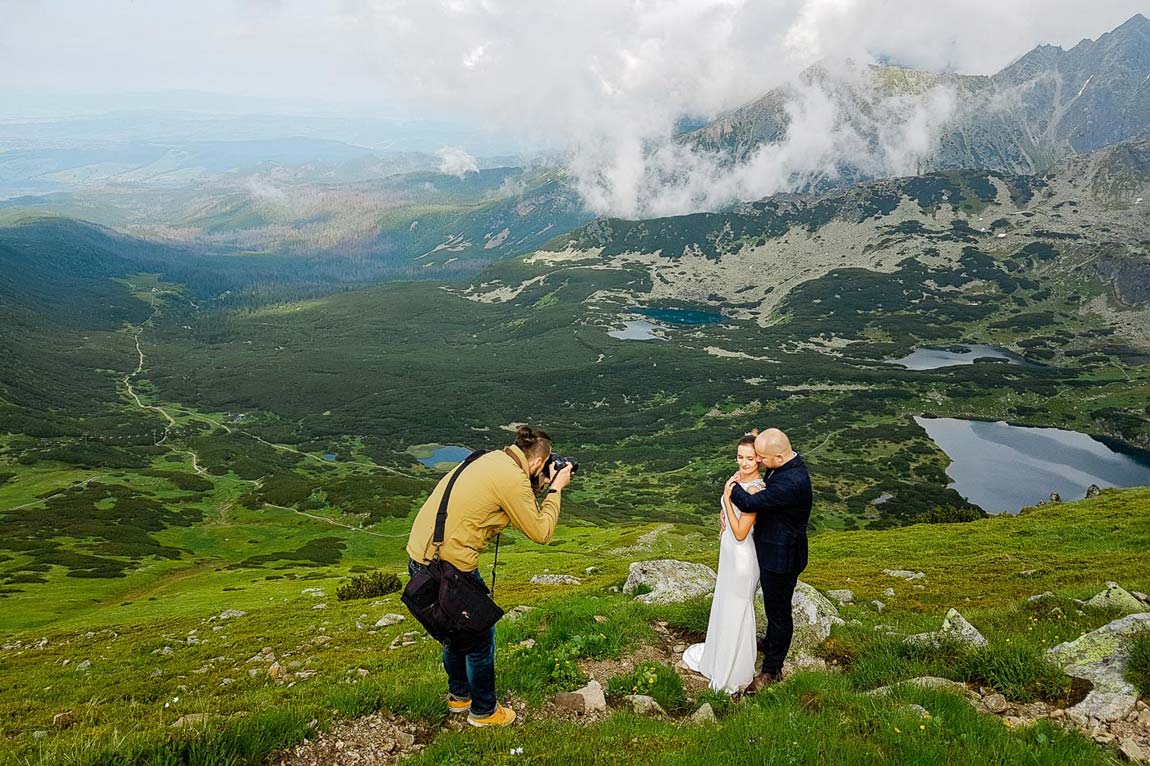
[{"left": 431, "top": 449, "right": 487, "bottom": 561}]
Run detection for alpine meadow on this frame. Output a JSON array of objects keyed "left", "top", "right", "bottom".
[{"left": 2, "top": 4, "right": 1150, "bottom": 765}]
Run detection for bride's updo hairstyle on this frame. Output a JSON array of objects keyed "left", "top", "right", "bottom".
[
  {"left": 739, "top": 428, "right": 760, "bottom": 447},
  {"left": 515, "top": 425, "right": 552, "bottom": 460}
]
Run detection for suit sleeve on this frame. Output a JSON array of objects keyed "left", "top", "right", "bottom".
[
  {"left": 498, "top": 473, "right": 560, "bottom": 543},
  {"left": 730, "top": 480, "right": 792, "bottom": 514}
]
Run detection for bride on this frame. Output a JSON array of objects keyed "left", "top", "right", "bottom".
[{"left": 682, "top": 433, "right": 763, "bottom": 693}]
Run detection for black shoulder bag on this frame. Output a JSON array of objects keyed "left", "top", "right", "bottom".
[{"left": 401, "top": 450, "right": 505, "bottom": 651}]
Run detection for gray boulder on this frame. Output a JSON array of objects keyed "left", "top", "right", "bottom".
[
  {"left": 902, "top": 608, "right": 986, "bottom": 649},
  {"left": 1046, "top": 612, "right": 1150, "bottom": 723},
  {"left": 530, "top": 574, "right": 582, "bottom": 586},
  {"left": 374, "top": 614, "right": 406, "bottom": 628},
  {"left": 826, "top": 589, "right": 855, "bottom": 605},
  {"left": 623, "top": 695, "right": 666, "bottom": 715},
  {"left": 869, "top": 676, "right": 979, "bottom": 702},
  {"left": 755, "top": 581, "right": 844, "bottom": 651},
  {"left": 624, "top": 560, "right": 716, "bottom": 605},
  {"left": 689, "top": 702, "right": 716, "bottom": 724},
  {"left": 554, "top": 680, "right": 606, "bottom": 714},
  {"left": 1084, "top": 582, "right": 1145, "bottom": 614},
  {"left": 883, "top": 569, "right": 925, "bottom": 581},
  {"left": 1085, "top": 484, "right": 1102, "bottom": 499}
]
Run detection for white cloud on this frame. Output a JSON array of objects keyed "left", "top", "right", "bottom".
[{"left": 436, "top": 146, "right": 480, "bottom": 177}]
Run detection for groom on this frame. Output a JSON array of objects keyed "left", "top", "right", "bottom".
[{"left": 724, "top": 428, "right": 812, "bottom": 692}]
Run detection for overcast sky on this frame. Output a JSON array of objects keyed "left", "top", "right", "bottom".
[{"left": 3, "top": 1, "right": 1145, "bottom": 116}]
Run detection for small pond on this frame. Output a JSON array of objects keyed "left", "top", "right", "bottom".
[
  {"left": 915, "top": 416, "right": 1150, "bottom": 514},
  {"left": 418, "top": 445, "right": 473, "bottom": 467},
  {"left": 608, "top": 320, "right": 667, "bottom": 341}
]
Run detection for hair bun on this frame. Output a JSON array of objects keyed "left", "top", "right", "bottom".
[
  {"left": 751, "top": 428, "right": 760, "bottom": 437},
  {"left": 516, "top": 425, "right": 536, "bottom": 444}
]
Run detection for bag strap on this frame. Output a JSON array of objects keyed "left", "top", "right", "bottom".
[{"left": 431, "top": 450, "right": 487, "bottom": 560}]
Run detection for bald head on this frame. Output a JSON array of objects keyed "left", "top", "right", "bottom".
[{"left": 754, "top": 428, "right": 795, "bottom": 469}]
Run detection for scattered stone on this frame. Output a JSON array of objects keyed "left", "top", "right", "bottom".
[
  {"left": 940, "top": 609, "right": 988, "bottom": 648},
  {"left": 689, "top": 703, "right": 716, "bottom": 724},
  {"left": 554, "top": 680, "right": 606, "bottom": 714},
  {"left": 505, "top": 605, "right": 537, "bottom": 622},
  {"left": 530, "top": 574, "right": 582, "bottom": 586},
  {"left": 870, "top": 676, "right": 979, "bottom": 702},
  {"left": 268, "top": 662, "right": 287, "bottom": 680},
  {"left": 220, "top": 678, "right": 235, "bottom": 686},
  {"left": 901, "top": 704, "right": 930, "bottom": 718},
  {"left": 31, "top": 730, "right": 48, "bottom": 740},
  {"left": 171, "top": 714, "right": 210, "bottom": 729},
  {"left": 1028, "top": 592, "right": 1057, "bottom": 603},
  {"left": 1119, "top": 737, "right": 1150, "bottom": 762},
  {"left": 1047, "top": 612, "right": 1150, "bottom": 723},
  {"left": 585, "top": 566, "right": 599, "bottom": 574},
  {"left": 982, "top": 693, "right": 1008, "bottom": 714},
  {"left": 312, "top": 635, "right": 333, "bottom": 646},
  {"left": 623, "top": 695, "right": 665, "bottom": 716},
  {"left": 673, "top": 644, "right": 686, "bottom": 654},
  {"left": 755, "top": 581, "right": 844, "bottom": 651},
  {"left": 883, "top": 569, "right": 925, "bottom": 581},
  {"left": 593, "top": 615, "right": 608, "bottom": 624},
  {"left": 518, "top": 638, "right": 536, "bottom": 649},
  {"left": 374, "top": 614, "right": 406, "bottom": 628},
  {"left": 301, "top": 588, "right": 326, "bottom": 598},
  {"left": 149, "top": 669, "right": 163, "bottom": 679},
  {"left": 883, "top": 588, "right": 896, "bottom": 598},
  {"left": 211, "top": 609, "right": 247, "bottom": 622},
  {"left": 914, "top": 585, "right": 926, "bottom": 591},
  {"left": 872, "top": 600, "right": 886, "bottom": 612},
  {"left": 1134, "top": 592, "right": 1150, "bottom": 605},
  {"left": 312, "top": 603, "right": 327, "bottom": 610},
  {"left": 1085, "top": 484, "right": 1103, "bottom": 499},
  {"left": 356, "top": 668, "right": 370, "bottom": 677},
  {"left": 1048, "top": 492, "right": 1062, "bottom": 504},
  {"left": 624, "top": 560, "right": 717, "bottom": 605},
  {"left": 826, "top": 589, "right": 855, "bottom": 605},
  {"left": 1085, "top": 582, "right": 1145, "bottom": 614},
  {"left": 52, "top": 712, "right": 74, "bottom": 729},
  {"left": 783, "top": 653, "right": 828, "bottom": 675},
  {"left": 75, "top": 659, "right": 91, "bottom": 671}
]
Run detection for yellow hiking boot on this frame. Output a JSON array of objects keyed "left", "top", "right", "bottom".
[
  {"left": 447, "top": 695, "right": 471, "bottom": 714},
  {"left": 467, "top": 703, "right": 517, "bottom": 728}
]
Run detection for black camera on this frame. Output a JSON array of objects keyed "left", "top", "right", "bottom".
[{"left": 548, "top": 455, "right": 580, "bottom": 476}]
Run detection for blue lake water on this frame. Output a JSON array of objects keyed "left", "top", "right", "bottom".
[
  {"left": 637, "top": 307, "right": 723, "bottom": 325},
  {"left": 419, "top": 445, "right": 473, "bottom": 466},
  {"left": 888, "top": 345, "right": 1029, "bottom": 370},
  {"left": 322, "top": 453, "right": 338, "bottom": 461},
  {"left": 915, "top": 416, "right": 1150, "bottom": 514}
]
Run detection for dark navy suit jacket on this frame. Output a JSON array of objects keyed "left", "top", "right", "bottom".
[{"left": 729, "top": 454, "right": 812, "bottom": 575}]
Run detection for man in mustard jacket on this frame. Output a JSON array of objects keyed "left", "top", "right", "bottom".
[{"left": 406, "top": 425, "right": 573, "bottom": 727}]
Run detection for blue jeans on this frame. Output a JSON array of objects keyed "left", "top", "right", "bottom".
[{"left": 408, "top": 559, "right": 497, "bottom": 716}]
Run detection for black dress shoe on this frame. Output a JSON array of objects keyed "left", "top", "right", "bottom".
[{"left": 746, "top": 671, "right": 783, "bottom": 695}]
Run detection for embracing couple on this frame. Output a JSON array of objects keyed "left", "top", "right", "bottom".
[{"left": 682, "top": 428, "right": 812, "bottom": 695}]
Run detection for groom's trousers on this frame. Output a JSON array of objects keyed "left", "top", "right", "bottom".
[{"left": 759, "top": 569, "right": 799, "bottom": 675}]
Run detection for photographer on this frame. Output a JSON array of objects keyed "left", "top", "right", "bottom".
[{"left": 405, "top": 425, "right": 574, "bottom": 727}]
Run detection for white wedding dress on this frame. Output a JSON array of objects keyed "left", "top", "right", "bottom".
[{"left": 682, "top": 478, "right": 763, "bottom": 693}]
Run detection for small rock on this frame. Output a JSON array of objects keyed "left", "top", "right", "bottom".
[
  {"left": 585, "top": 566, "right": 599, "bottom": 574},
  {"left": 555, "top": 680, "right": 606, "bottom": 714},
  {"left": 1085, "top": 582, "right": 1145, "bottom": 614},
  {"left": 356, "top": 668, "right": 370, "bottom": 677},
  {"left": 220, "top": 678, "right": 235, "bottom": 686},
  {"left": 826, "top": 589, "right": 854, "bottom": 605},
  {"left": 689, "top": 703, "right": 716, "bottom": 724},
  {"left": 1048, "top": 492, "right": 1062, "bottom": 504},
  {"left": 312, "top": 635, "right": 333, "bottom": 646},
  {"left": 1028, "top": 592, "right": 1057, "bottom": 603},
  {"left": 901, "top": 704, "right": 930, "bottom": 717},
  {"left": 374, "top": 614, "right": 406, "bottom": 628},
  {"left": 149, "top": 669, "right": 163, "bottom": 679},
  {"left": 1133, "top": 592, "right": 1150, "bottom": 605},
  {"left": 1085, "top": 484, "right": 1102, "bottom": 499},
  {"left": 268, "top": 662, "right": 287, "bottom": 679},
  {"left": 940, "top": 608, "right": 988, "bottom": 648},
  {"left": 872, "top": 600, "right": 885, "bottom": 612},
  {"left": 32, "top": 730, "right": 48, "bottom": 740},
  {"left": 505, "top": 605, "right": 537, "bottom": 622},
  {"left": 883, "top": 588, "right": 896, "bottom": 598},
  {"left": 983, "top": 693, "right": 1008, "bottom": 714},
  {"left": 530, "top": 574, "right": 581, "bottom": 586},
  {"left": 397, "top": 732, "right": 416, "bottom": 748},
  {"left": 171, "top": 714, "right": 210, "bottom": 729},
  {"left": 301, "top": 588, "right": 326, "bottom": 598},
  {"left": 213, "top": 609, "right": 247, "bottom": 621},
  {"left": 1119, "top": 737, "right": 1150, "bottom": 762},
  {"left": 312, "top": 603, "right": 327, "bottom": 610},
  {"left": 623, "top": 694, "right": 665, "bottom": 716},
  {"left": 673, "top": 644, "right": 686, "bottom": 653},
  {"left": 883, "top": 569, "right": 925, "bottom": 581},
  {"left": 593, "top": 615, "right": 608, "bottom": 624},
  {"left": 518, "top": 638, "right": 536, "bottom": 649},
  {"left": 870, "top": 676, "right": 978, "bottom": 702},
  {"left": 75, "top": 659, "right": 91, "bottom": 671},
  {"left": 52, "top": 712, "right": 74, "bottom": 729}
]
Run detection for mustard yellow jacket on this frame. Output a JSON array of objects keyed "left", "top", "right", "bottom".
[{"left": 406, "top": 445, "right": 560, "bottom": 571}]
